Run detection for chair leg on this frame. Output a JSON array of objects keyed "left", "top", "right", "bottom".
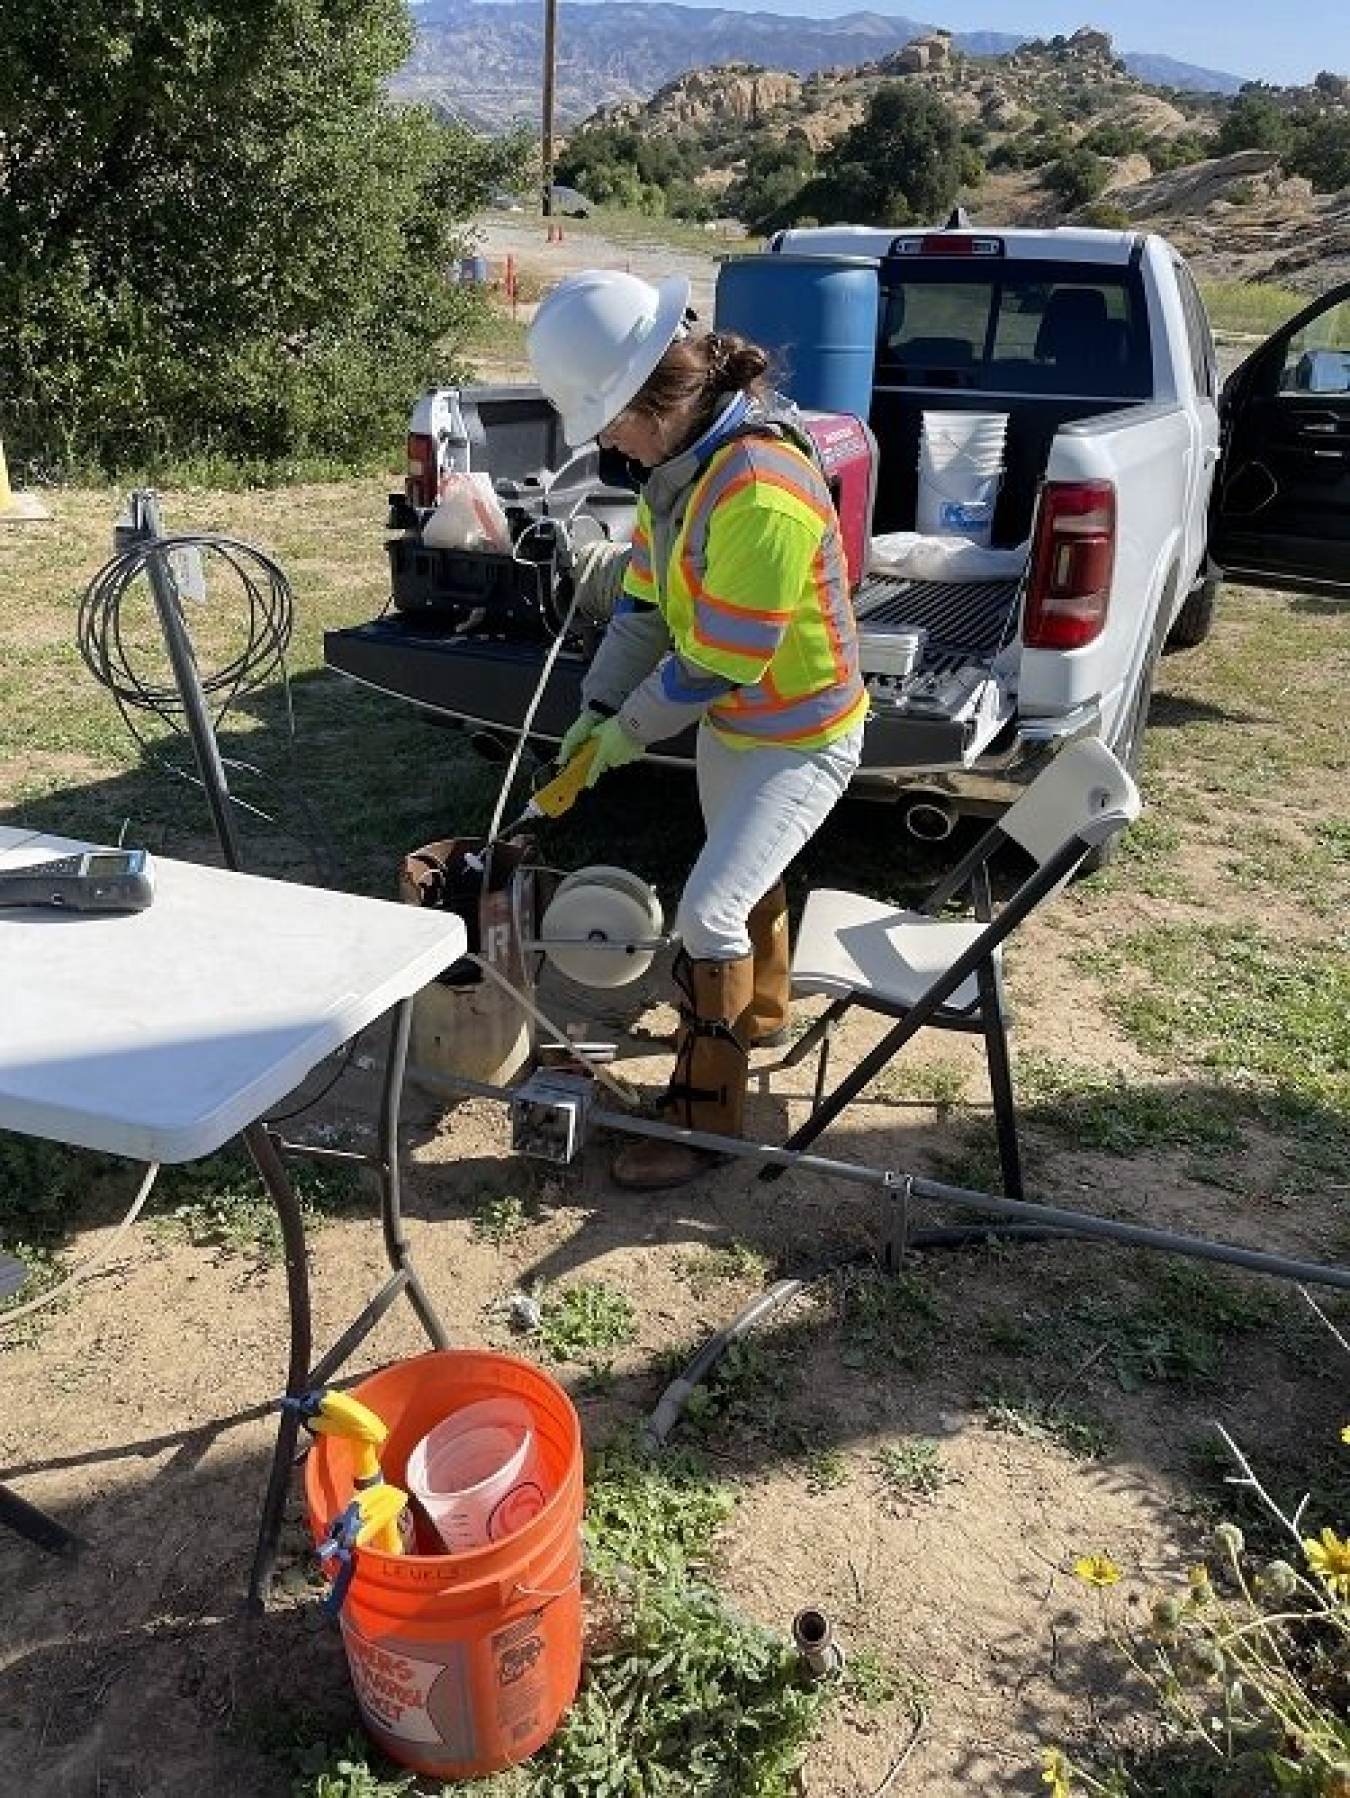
[
  {"left": 812, "top": 1016, "right": 840, "bottom": 1110},
  {"left": 758, "top": 998, "right": 848, "bottom": 1076},
  {"left": 759, "top": 1007, "right": 929, "bottom": 1183},
  {"left": 979, "top": 971, "right": 1024, "bottom": 1200}
]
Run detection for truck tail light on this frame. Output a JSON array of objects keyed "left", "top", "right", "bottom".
[
  {"left": 1023, "top": 481, "right": 1116, "bottom": 649},
  {"left": 406, "top": 432, "right": 436, "bottom": 508}
]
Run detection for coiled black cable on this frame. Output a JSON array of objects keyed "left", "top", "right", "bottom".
[
  {"left": 78, "top": 531, "right": 294, "bottom": 781},
  {"left": 77, "top": 530, "right": 340, "bottom": 877}
]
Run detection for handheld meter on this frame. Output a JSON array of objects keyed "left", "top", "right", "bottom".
[{"left": 0, "top": 848, "right": 156, "bottom": 914}]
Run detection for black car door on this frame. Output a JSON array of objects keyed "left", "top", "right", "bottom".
[{"left": 1211, "top": 283, "right": 1350, "bottom": 597}]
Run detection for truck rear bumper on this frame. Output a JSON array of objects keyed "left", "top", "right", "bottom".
[
  {"left": 324, "top": 617, "right": 1100, "bottom": 815},
  {"left": 849, "top": 698, "right": 1103, "bottom": 811}
]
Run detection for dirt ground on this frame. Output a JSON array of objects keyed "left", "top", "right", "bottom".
[
  {"left": 2, "top": 885, "right": 1342, "bottom": 1798},
  {"left": 4, "top": 610, "right": 1345, "bottom": 1797},
  {"left": 1, "top": 230, "right": 1345, "bottom": 1797}
]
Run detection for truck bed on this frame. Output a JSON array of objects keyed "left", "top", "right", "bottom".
[{"left": 854, "top": 570, "right": 1020, "bottom": 662}]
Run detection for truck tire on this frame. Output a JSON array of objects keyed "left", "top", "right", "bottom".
[{"left": 1165, "top": 560, "right": 1220, "bottom": 652}]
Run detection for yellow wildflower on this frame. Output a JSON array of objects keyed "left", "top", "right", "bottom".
[
  {"left": 1302, "top": 1526, "right": 1350, "bottom": 1600},
  {"left": 1074, "top": 1554, "right": 1122, "bottom": 1588},
  {"left": 1341, "top": 1424, "right": 1350, "bottom": 1446},
  {"left": 1042, "top": 1746, "right": 1073, "bottom": 1796}
]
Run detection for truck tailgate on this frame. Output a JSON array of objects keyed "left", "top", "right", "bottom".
[
  {"left": 324, "top": 617, "right": 593, "bottom": 741},
  {"left": 324, "top": 570, "right": 1023, "bottom": 776},
  {"left": 852, "top": 570, "right": 1021, "bottom": 771}
]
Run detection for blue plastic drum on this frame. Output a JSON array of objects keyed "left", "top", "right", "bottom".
[{"left": 714, "top": 254, "right": 880, "bottom": 418}]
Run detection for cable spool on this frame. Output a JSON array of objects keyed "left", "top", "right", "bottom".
[{"left": 538, "top": 865, "right": 665, "bottom": 989}]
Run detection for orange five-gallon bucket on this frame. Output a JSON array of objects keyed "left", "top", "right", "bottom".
[{"left": 304, "top": 1349, "right": 583, "bottom": 1780}]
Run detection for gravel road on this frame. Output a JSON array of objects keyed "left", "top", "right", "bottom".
[{"left": 477, "top": 216, "right": 723, "bottom": 321}]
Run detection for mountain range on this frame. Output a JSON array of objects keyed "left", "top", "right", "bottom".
[{"left": 397, "top": 0, "right": 1247, "bottom": 131}]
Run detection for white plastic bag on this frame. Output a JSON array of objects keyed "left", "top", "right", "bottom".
[
  {"left": 422, "top": 472, "right": 512, "bottom": 552},
  {"left": 870, "top": 530, "right": 1029, "bottom": 582}
]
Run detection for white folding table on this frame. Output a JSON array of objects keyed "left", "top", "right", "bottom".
[{"left": 0, "top": 826, "right": 466, "bottom": 1608}]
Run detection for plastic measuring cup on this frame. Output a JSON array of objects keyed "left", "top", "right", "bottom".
[{"left": 405, "top": 1396, "right": 548, "bottom": 1553}]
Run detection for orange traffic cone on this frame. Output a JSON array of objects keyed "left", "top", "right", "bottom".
[{"left": 0, "top": 438, "right": 51, "bottom": 522}]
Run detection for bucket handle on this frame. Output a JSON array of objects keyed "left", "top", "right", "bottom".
[{"left": 511, "top": 1568, "right": 581, "bottom": 1605}]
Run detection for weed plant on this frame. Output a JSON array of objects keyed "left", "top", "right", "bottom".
[
  {"left": 535, "top": 1582, "right": 822, "bottom": 1797},
  {"left": 873, "top": 1437, "right": 950, "bottom": 1503},
  {"left": 148, "top": 1149, "right": 365, "bottom": 1258},
  {"left": 1067, "top": 1264, "right": 1277, "bottom": 1392},
  {"left": 1047, "top": 1420, "right": 1350, "bottom": 1797},
  {"left": 536, "top": 1281, "right": 638, "bottom": 1365},
  {"left": 471, "top": 1193, "right": 536, "bottom": 1244},
  {"left": 582, "top": 1430, "right": 736, "bottom": 1584},
  {"left": 1046, "top": 1297, "right": 1350, "bottom": 1797},
  {"left": 834, "top": 1260, "right": 944, "bottom": 1373},
  {"left": 978, "top": 1389, "right": 1112, "bottom": 1461},
  {"left": 679, "top": 1333, "right": 799, "bottom": 1449}
]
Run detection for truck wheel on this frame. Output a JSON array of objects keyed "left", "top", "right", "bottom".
[{"left": 1165, "top": 561, "right": 1220, "bottom": 652}]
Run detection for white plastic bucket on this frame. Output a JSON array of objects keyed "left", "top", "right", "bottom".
[
  {"left": 916, "top": 411, "right": 1008, "bottom": 545},
  {"left": 405, "top": 1396, "right": 549, "bottom": 1552}
]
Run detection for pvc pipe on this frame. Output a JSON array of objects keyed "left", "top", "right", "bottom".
[{"left": 793, "top": 1608, "right": 845, "bottom": 1680}]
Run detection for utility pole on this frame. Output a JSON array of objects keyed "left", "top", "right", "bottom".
[{"left": 541, "top": 0, "right": 557, "bottom": 219}]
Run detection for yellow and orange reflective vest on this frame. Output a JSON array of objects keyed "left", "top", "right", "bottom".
[{"left": 601, "top": 401, "right": 867, "bottom": 753}]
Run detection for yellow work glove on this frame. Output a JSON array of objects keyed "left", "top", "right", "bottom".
[
  {"left": 584, "top": 715, "right": 644, "bottom": 786},
  {"left": 558, "top": 707, "right": 603, "bottom": 767}
]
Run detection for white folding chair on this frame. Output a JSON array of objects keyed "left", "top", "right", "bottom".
[{"left": 762, "top": 739, "right": 1141, "bottom": 1194}]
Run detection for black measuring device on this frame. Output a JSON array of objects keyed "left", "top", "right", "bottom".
[{"left": 0, "top": 848, "right": 156, "bottom": 914}]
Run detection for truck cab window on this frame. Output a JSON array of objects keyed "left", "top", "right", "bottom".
[
  {"left": 878, "top": 266, "right": 1148, "bottom": 399},
  {"left": 1279, "top": 300, "right": 1350, "bottom": 393},
  {"left": 882, "top": 282, "right": 991, "bottom": 385},
  {"left": 1174, "top": 259, "right": 1217, "bottom": 400}
]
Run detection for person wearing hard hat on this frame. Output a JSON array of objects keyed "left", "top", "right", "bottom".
[{"left": 527, "top": 269, "right": 867, "bottom": 1191}]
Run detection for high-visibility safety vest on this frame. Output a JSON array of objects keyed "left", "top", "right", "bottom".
[{"left": 625, "top": 415, "right": 867, "bottom": 752}]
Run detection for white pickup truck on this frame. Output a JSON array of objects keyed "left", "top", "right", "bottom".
[{"left": 325, "top": 223, "right": 1350, "bottom": 842}]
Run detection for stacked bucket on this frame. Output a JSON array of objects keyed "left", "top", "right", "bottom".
[
  {"left": 916, "top": 412, "right": 1008, "bottom": 545},
  {"left": 305, "top": 1350, "right": 584, "bottom": 1780}
]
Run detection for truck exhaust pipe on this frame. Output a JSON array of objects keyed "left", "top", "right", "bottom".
[{"left": 903, "top": 797, "right": 957, "bottom": 842}]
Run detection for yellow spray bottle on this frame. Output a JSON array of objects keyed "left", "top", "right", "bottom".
[{"left": 303, "top": 1389, "right": 414, "bottom": 1554}]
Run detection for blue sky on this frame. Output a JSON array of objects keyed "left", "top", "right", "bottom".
[{"left": 589, "top": 2, "right": 1350, "bottom": 89}]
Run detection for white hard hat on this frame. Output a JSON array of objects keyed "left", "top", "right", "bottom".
[{"left": 527, "top": 269, "right": 692, "bottom": 446}]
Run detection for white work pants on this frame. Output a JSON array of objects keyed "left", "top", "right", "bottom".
[{"left": 675, "top": 722, "right": 864, "bottom": 961}]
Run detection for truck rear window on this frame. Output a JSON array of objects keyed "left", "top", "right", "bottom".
[{"left": 877, "top": 262, "right": 1150, "bottom": 401}]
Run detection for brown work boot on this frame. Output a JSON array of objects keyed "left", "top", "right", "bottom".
[
  {"left": 612, "top": 952, "right": 754, "bottom": 1192},
  {"left": 744, "top": 881, "right": 792, "bottom": 1048}
]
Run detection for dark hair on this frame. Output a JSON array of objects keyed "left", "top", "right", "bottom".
[{"left": 623, "top": 328, "right": 772, "bottom": 449}]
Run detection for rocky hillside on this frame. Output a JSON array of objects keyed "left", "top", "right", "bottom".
[
  {"left": 396, "top": 0, "right": 1246, "bottom": 131},
  {"left": 579, "top": 33, "right": 1350, "bottom": 295},
  {"left": 587, "top": 28, "right": 1197, "bottom": 149},
  {"left": 1105, "top": 154, "right": 1350, "bottom": 294}
]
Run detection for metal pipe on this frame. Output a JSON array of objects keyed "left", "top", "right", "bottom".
[
  {"left": 793, "top": 1608, "right": 845, "bottom": 1680},
  {"left": 132, "top": 493, "right": 245, "bottom": 870},
  {"left": 416, "top": 1069, "right": 1350, "bottom": 1294}
]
